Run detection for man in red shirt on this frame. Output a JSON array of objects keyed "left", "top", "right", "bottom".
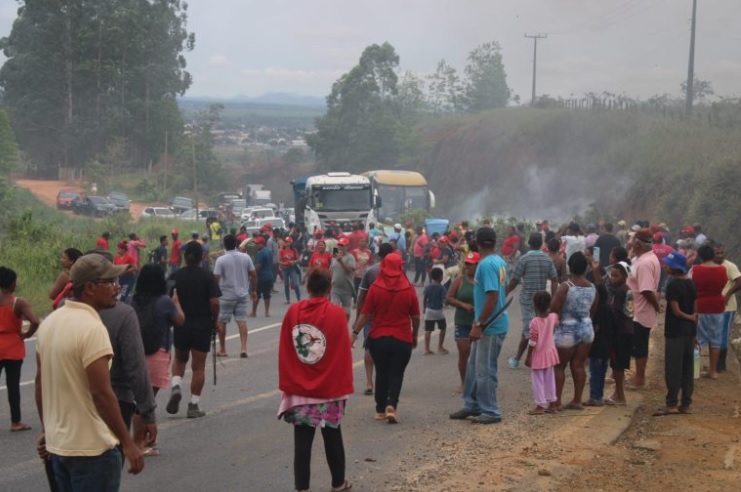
[{"left": 169, "top": 229, "right": 182, "bottom": 274}]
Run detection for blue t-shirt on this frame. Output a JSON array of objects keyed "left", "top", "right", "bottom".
[
  {"left": 254, "top": 248, "right": 274, "bottom": 281},
  {"left": 423, "top": 283, "right": 447, "bottom": 310},
  {"left": 474, "top": 254, "right": 509, "bottom": 335}
]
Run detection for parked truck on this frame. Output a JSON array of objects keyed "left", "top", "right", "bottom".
[{"left": 293, "top": 172, "right": 378, "bottom": 233}]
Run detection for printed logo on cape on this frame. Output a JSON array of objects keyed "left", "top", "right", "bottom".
[{"left": 292, "top": 324, "right": 327, "bottom": 364}]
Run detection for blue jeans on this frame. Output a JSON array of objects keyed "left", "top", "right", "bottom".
[
  {"left": 51, "top": 447, "right": 122, "bottom": 492},
  {"left": 721, "top": 311, "right": 734, "bottom": 350},
  {"left": 462, "top": 333, "right": 506, "bottom": 418},
  {"left": 282, "top": 267, "right": 301, "bottom": 302},
  {"left": 588, "top": 356, "right": 609, "bottom": 401}
]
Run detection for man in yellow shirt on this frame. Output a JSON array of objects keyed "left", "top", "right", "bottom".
[{"left": 35, "top": 254, "right": 144, "bottom": 490}]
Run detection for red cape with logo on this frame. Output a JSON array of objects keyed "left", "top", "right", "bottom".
[{"left": 278, "top": 297, "right": 354, "bottom": 399}]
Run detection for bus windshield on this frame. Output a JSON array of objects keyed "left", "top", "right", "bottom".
[
  {"left": 310, "top": 187, "right": 370, "bottom": 212},
  {"left": 375, "top": 184, "right": 428, "bottom": 218}
]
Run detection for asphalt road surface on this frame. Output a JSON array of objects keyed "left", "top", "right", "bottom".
[{"left": 0, "top": 283, "right": 533, "bottom": 492}]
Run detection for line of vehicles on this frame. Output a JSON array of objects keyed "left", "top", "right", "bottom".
[
  {"left": 291, "top": 170, "right": 436, "bottom": 233},
  {"left": 56, "top": 190, "right": 131, "bottom": 217}
]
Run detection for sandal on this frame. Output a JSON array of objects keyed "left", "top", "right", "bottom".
[
  {"left": 678, "top": 406, "right": 692, "bottom": 414},
  {"left": 10, "top": 423, "right": 31, "bottom": 432},
  {"left": 604, "top": 398, "right": 627, "bottom": 406},
  {"left": 331, "top": 480, "right": 353, "bottom": 492},
  {"left": 363, "top": 388, "right": 373, "bottom": 396},
  {"left": 562, "top": 402, "right": 584, "bottom": 411},
  {"left": 142, "top": 446, "right": 160, "bottom": 457},
  {"left": 652, "top": 407, "right": 681, "bottom": 417}
]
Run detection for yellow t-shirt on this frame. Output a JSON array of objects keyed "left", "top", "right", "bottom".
[
  {"left": 36, "top": 301, "right": 118, "bottom": 456},
  {"left": 210, "top": 221, "right": 221, "bottom": 241},
  {"left": 722, "top": 260, "right": 741, "bottom": 312}
]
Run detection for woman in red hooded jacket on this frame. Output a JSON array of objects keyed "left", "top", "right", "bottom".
[
  {"left": 278, "top": 269, "right": 353, "bottom": 492},
  {"left": 353, "top": 253, "right": 421, "bottom": 424}
]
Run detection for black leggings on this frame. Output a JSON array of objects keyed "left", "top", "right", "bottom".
[
  {"left": 368, "top": 336, "right": 412, "bottom": 413},
  {"left": 0, "top": 359, "right": 23, "bottom": 423},
  {"left": 294, "top": 425, "right": 345, "bottom": 491}
]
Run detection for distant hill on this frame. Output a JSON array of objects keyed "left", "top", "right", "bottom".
[{"left": 181, "top": 92, "right": 325, "bottom": 108}]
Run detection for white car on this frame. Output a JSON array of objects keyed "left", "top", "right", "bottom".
[
  {"left": 140, "top": 206, "right": 176, "bottom": 219},
  {"left": 243, "top": 207, "right": 276, "bottom": 221},
  {"left": 179, "top": 208, "right": 218, "bottom": 221},
  {"left": 241, "top": 217, "right": 286, "bottom": 235}
]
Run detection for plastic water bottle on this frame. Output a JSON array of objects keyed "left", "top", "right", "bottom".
[{"left": 693, "top": 346, "right": 701, "bottom": 379}]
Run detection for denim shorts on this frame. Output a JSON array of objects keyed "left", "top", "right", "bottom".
[
  {"left": 520, "top": 302, "right": 536, "bottom": 339},
  {"left": 454, "top": 325, "right": 472, "bottom": 341},
  {"left": 218, "top": 298, "right": 250, "bottom": 323},
  {"left": 554, "top": 320, "right": 595, "bottom": 349},
  {"left": 698, "top": 313, "right": 724, "bottom": 349}
]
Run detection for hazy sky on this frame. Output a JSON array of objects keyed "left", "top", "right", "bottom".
[{"left": 0, "top": 0, "right": 738, "bottom": 101}]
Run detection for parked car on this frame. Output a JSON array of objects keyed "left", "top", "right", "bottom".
[
  {"left": 171, "top": 196, "right": 193, "bottom": 214},
  {"left": 140, "top": 206, "right": 177, "bottom": 219},
  {"left": 72, "top": 196, "right": 116, "bottom": 217},
  {"left": 56, "top": 190, "right": 79, "bottom": 210},
  {"left": 179, "top": 208, "right": 218, "bottom": 221},
  {"left": 246, "top": 207, "right": 276, "bottom": 221},
  {"left": 107, "top": 191, "right": 130, "bottom": 212},
  {"left": 241, "top": 217, "right": 286, "bottom": 235}
]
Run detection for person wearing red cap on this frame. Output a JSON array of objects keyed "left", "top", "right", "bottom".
[
  {"left": 250, "top": 236, "right": 274, "bottom": 317},
  {"left": 330, "top": 236, "right": 355, "bottom": 320},
  {"left": 279, "top": 237, "right": 301, "bottom": 304},
  {"left": 446, "top": 251, "right": 480, "bottom": 391},
  {"left": 169, "top": 230, "right": 182, "bottom": 274},
  {"left": 114, "top": 241, "right": 137, "bottom": 304},
  {"left": 353, "top": 254, "right": 420, "bottom": 423}
]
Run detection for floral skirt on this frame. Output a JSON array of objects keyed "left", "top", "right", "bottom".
[{"left": 281, "top": 399, "right": 346, "bottom": 429}]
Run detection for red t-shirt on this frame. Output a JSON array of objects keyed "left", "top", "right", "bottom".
[
  {"left": 96, "top": 237, "right": 109, "bottom": 250},
  {"left": 308, "top": 252, "right": 332, "bottom": 270},
  {"left": 501, "top": 235, "right": 520, "bottom": 257},
  {"left": 279, "top": 248, "right": 299, "bottom": 269},
  {"left": 362, "top": 283, "right": 420, "bottom": 343},
  {"left": 692, "top": 265, "right": 727, "bottom": 314},
  {"left": 170, "top": 239, "right": 182, "bottom": 266}
]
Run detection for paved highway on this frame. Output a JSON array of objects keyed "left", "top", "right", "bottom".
[{"left": 0, "top": 284, "right": 533, "bottom": 492}]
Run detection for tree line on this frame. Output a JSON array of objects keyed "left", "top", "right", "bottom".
[
  {"left": 0, "top": 0, "right": 195, "bottom": 181},
  {"left": 307, "top": 41, "right": 512, "bottom": 173}
]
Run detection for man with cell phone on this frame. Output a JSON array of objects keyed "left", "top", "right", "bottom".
[{"left": 330, "top": 236, "right": 356, "bottom": 321}]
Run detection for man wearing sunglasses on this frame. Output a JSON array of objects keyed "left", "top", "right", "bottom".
[{"left": 35, "top": 254, "right": 145, "bottom": 491}]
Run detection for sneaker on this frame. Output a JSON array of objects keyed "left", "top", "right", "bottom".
[
  {"left": 507, "top": 357, "right": 520, "bottom": 369},
  {"left": 469, "top": 414, "right": 502, "bottom": 424},
  {"left": 449, "top": 409, "right": 481, "bottom": 420},
  {"left": 187, "top": 403, "right": 206, "bottom": 418},
  {"left": 165, "top": 386, "right": 182, "bottom": 414}
]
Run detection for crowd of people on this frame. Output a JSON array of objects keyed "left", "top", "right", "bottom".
[{"left": 0, "top": 215, "right": 738, "bottom": 492}]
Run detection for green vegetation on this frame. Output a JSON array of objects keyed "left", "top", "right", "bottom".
[
  {"left": 0, "top": 0, "right": 193, "bottom": 176},
  {"left": 0, "top": 185, "right": 219, "bottom": 316},
  {"left": 308, "top": 40, "right": 511, "bottom": 173},
  {"left": 412, "top": 107, "right": 741, "bottom": 258}
]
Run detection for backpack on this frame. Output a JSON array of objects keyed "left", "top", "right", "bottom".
[{"left": 133, "top": 297, "right": 164, "bottom": 355}]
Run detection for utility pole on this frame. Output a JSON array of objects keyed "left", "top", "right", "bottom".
[
  {"left": 525, "top": 33, "right": 548, "bottom": 105},
  {"left": 685, "top": 0, "right": 697, "bottom": 117}
]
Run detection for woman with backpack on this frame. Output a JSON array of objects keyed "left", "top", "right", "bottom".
[{"left": 131, "top": 264, "right": 184, "bottom": 456}]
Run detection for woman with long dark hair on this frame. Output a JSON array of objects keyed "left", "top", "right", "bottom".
[
  {"left": 131, "top": 264, "right": 184, "bottom": 456},
  {"left": 278, "top": 269, "right": 353, "bottom": 492},
  {"left": 48, "top": 247, "right": 82, "bottom": 308}
]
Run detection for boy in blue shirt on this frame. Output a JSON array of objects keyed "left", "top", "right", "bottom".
[{"left": 423, "top": 268, "right": 448, "bottom": 355}]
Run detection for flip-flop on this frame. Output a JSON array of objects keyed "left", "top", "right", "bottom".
[
  {"left": 331, "top": 480, "right": 353, "bottom": 492},
  {"left": 363, "top": 388, "right": 373, "bottom": 396},
  {"left": 562, "top": 402, "right": 584, "bottom": 411},
  {"left": 652, "top": 407, "right": 681, "bottom": 417},
  {"left": 700, "top": 371, "right": 718, "bottom": 380},
  {"left": 10, "top": 423, "right": 31, "bottom": 432},
  {"left": 678, "top": 406, "right": 692, "bottom": 414},
  {"left": 142, "top": 447, "right": 160, "bottom": 457},
  {"left": 604, "top": 398, "right": 627, "bottom": 406},
  {"left": 216, "top": 352, "right": 228, "bottom": 357}
]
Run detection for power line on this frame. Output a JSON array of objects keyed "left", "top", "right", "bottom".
[{"left": 525, "top": 33, "right": 548, "bottom": 104}]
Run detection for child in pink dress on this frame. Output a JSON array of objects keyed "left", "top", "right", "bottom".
[{"left": 525, "top": 291, "right": 560, "bottom": 415}]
